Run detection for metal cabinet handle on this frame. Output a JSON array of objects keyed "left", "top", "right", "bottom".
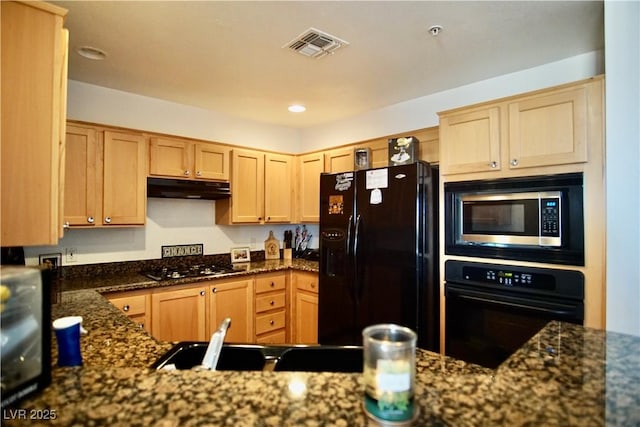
[
  {"left": 270, "top": 320, "right": 275, "bottom": 326},
  {"left": 63, "top": 222, "right": 70, "bottom": 229},
  {"left": 212, "top": 288, "right": 217, "bottom": 293},
  {"left": 196, "top": 171, "right": 202, "bottom": 177},
  {"left": 184, "top": 170, "right": 191, "bottom": 176},
  {"left": 138, "top": 323, "right": 144, "bottom": 329},
  {"left": 270, "top": 300, "right": 275, "bottom": 305},
  {"left": 87, "top": 216, "right": 94, "bottom": 224},
  {"left": 511, "top": 159, "right": 519, "bottom": 166},
  {"left": 200, "top": 290, "right": 205, "bottom": 296},
  {"left": 104, "top": 216, "right": 112, "bottom": 224},
  {"left": 123, "top": 304, "right": 130, "bottom": 312},
  {"left": 489, "top": 161, "right": 498, "bottom": 168}
]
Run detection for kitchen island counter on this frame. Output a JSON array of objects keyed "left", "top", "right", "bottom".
[{"left": 5, "top": 289, "right": 639, "bottom": 426}]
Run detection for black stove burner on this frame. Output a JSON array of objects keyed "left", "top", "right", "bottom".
[{"left": 143, "top": 263, "right": 236, "bottom": 281}]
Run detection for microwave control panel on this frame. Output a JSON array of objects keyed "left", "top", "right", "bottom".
[{"left": 540, "top": 197, "right": 561, "bottom": 237}]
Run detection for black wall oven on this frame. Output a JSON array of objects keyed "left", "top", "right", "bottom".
[
  {"left": 444, "top": 173, "right": 584, "bottom": 266},
  {"left": 444, "top": 260, "right": 584, "bottom": 369}
]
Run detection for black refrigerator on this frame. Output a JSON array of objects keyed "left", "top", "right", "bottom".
[{"left": 318, "top": 161, "right": 439, "bottom": 351}]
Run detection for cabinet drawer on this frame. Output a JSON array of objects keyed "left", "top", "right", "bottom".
[
  {"left": 256, "top": 329, "right": 286, "bottom": 344},
  {"left": 296, "top": 276, "right": 318, "bottom": 294},
  {"left": 255, "top": 292, "right": 286, "bottom": 313},
  {"left": 255, "top": 274, "right": 286, "bottom": 294},
  {"left": 255, "top": 310, "right": 286, "bottom": 335},
  {"left": 108, "top": 294, "right": 147, "bottom": 316}
]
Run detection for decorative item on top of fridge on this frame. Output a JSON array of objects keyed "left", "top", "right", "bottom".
[{"left": 388, "top": 136, "right": 418, "bottom": 166}]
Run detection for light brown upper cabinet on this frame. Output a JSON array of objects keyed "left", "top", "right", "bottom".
[
  {"left": 296, "top": 152, "right": 324, "bottom": 223},
  {"left": 324, "top": 147, "right": 354, "bottom": 173},
  {"left": 149, "top": 137, "right": 230, "bottom": 181},
  {"left": 216, "top": 149, "right": 293, "bottom": 224},
  {"left": 1, "top": 1, "right": 68, "bottom": 246},
  {"left": 439, "top": 78, "right": 598, "bottom": 176},
  {"left": 64, "top": 124, "right": 147, "bottom": 227}
]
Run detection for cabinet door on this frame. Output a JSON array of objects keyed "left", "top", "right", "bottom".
[
  {"left": 294, "top": 292, "right": 318, "bottom": 344},
  {"left": 194, "top": 143, "right": 230, "bottom": 181},
  {"left": 64, "top": 125, "right": 98, "bottom": 226},
  {"left": 508, "top": 87, "right": 588, "bottom": 169},
  {"left": 439, "top": 107, "right": 501, "bottom": 175},
  {"left": 366, "top": 140, "right": 389, "bottom": 169},
  {"left": 107, "top": 290, "right": 151, "bottom": 334},
  {"left": 416, "top": 126, "right": 440, "bottom": 165},
  {"left": 1, "top": 1, "right": 68, "bottom": 246},
  {"left": 230, "top": 149, "right": 265, "bottom": 223},
  {"left": 151, "top": 286, "right": 207, "bottom": 342},
  {"left": 208, "top": 279, "right": 254, "bottom": 343},
  {"left": 297, "top": 152, "right": 323, "bottom": 222},
  {"left": 264, "top": 153, "right": 293, "bottom": 223},
  {"left": 149, "top": 137, "right": 191, "bottom": 178},
  {"left": 324, "top": 148, "right": 354, "bottom": 173},
  {"left": 103, "top": 131, "right": 147, "bottom": 225}
]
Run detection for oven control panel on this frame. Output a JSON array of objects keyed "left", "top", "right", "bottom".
[{"left": 463, "top": 266, "right": 555, "bottom": 290}]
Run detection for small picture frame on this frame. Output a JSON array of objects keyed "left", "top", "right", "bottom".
[
  {"left": 39, "top": 253, "right": 62, "bottom": 271},
  {"left": 354, "top": 147, "right": 371, "bottom": 170},
  {"left": 388, "top": 136, "right": 417, "bottom": 166},
  {"left": 230, "top": 247, "right": 251, "bottom": 263}
]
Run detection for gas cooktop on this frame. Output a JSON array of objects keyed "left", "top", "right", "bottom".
[{"left": 142, "top": 263, "right": 236, "bottom": 281}]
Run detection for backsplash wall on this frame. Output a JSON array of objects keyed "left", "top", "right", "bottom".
[{"left": 24, "top": 198, "right": 318, "bottom": 266}]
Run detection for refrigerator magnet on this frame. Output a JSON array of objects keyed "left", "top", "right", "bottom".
[{"left": 370, "top": 188, "right": 382, "bottom": 205}]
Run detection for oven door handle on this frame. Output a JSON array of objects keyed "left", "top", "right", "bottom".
[{"left": 446, "top": 285, "right": 582, "bottom": 319}]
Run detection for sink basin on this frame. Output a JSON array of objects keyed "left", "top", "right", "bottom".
[
  {"left": 274, "top": 346, "right": 363, "bottom": 373},
  {"left": 152, "top": 342, "right": 268, "bottom": 371},
  {"left": 151, "top": 342, "right": 363, "bottom": 373}
]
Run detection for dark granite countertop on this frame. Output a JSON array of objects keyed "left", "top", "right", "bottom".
[
  {"left": 58, "top": 259, "right": 320, "bottom": 294},
  {"left": 5, "top": 260, "right": 640, "bottom": 426}
]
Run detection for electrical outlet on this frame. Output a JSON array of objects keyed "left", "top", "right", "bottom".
[{"left": 65, "top": 247, "right": 77, "bottom": 263}]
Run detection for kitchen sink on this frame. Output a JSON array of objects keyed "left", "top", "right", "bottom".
[
  {"left": 274, "top": 346, "right": 363, "bottom": 372},
  {"left": 151, "top": 342, "right": 363, "bottom": 373},
  {"left": 152, "top": 342, "right": 270, "bottom": 371}
]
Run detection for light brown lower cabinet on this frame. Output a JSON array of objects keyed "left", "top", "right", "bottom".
[
  {"left": 254, "top": 272, "right": 287, "bottom": 343},
  {"left": 149, "top": 278, "right": 254, "bottom": 343},
  {"left": 151, "top": 285, "right": 207, "bottom": 342},
  {"left": 106, "top": 289, "right": 151, "bottom": 334},
  {"left": 290, "top": 271, "right": 319, "bottom": 344}
]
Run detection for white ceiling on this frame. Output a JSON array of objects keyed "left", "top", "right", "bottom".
[{"left": 52, "top": 1, "right": 604, "bottom": 129}]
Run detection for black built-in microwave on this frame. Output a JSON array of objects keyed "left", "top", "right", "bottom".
[{"left": 444, "top": 173, "right": 584, "bottom": 265}]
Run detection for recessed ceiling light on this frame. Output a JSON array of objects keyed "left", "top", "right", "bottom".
[
  {"left": 76, "top": 46, "right": 107, "bottom": 60},
  {"left": 288, "top": 104, "right": 306, "bottom": 113}
]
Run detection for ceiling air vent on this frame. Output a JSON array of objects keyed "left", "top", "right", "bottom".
[{"left": 284, "top": 27, "right": 349, "bottom": 59}]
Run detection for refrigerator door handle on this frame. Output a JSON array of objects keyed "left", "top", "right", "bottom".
[
  {"left": 353, "top": 214, "right": 361, "bottom": 258},
  {"left": 346, "top": 214, "right": 353, "bottom": 256},
  {"left": 353, "top": 214, "right": 363, "bottom": 303}
]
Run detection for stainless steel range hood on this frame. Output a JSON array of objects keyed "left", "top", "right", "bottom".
[{"left": 147, "top": 178, "right": 231, "bottom": 200}]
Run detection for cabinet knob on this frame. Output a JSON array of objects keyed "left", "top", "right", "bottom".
[
  {"left": 270, "top": 300, "right": 275, "bottom": 306},
  {"left": 63, "top": 222, "right": 70, "bottom": 229},
  {"left": 104, "top": 216, "right": 112, "bottom": 224},
  {"left": 200, "top": 290, "right": 206, "bottom": 296},
  {"left": 87, "top": 216, "right": 95, "bottom": 224},
  {"left": 138, "top": 323, "right": 144, "bottom": 329},
  {"left": 184, "top": 170, "right": 191, "bottom": 176},
  {"left": 258, "top": 217, "right": 262, "bottom": 221},
  {"left": 511, "top": 158, "right": 519, "bottom": 166},
  {"left": 489, "top": 161, "right": 498, "bottom": 169},
  {"left": 212, "top": 288, "right": 217, "bottom": 293},
  {"left": 123, "top": 304, "right": 130, "bottom": 312},
  {"left": 311, "top": 283, "right": 316, "bottom": 288},
  {"left": 270, "top": 282, "right": 275, "bottom": 287},
  {"left": 270, "top": 320, "right": 275, "bottom": 326},
  {"left": 196, "top": 171, "right": 202, "bottom": 177}
]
